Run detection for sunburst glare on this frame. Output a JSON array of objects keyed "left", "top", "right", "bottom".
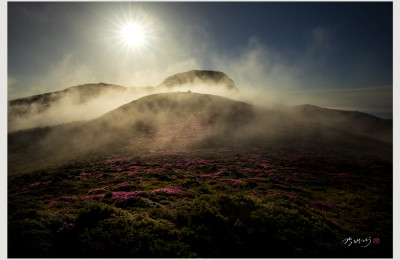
[
  {"left": 122, "top": 23, "right": 144, "bottom": 47},
  {"left": 102, "top": 6, "right": 157, "bottom": 56}
]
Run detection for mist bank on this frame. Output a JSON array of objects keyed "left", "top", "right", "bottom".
[
  {"left": 8, "top": 92, "right": 392, "bottom": 175},
  {"left": 8, "top": 69, "right": 392, "bottom": 136}
]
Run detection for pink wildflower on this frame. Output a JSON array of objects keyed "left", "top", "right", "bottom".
[
  {"left": 312, "top": 200, "right": 344, "bottom": 210},
  {"left": 112, "top": 191, "right": 146, "bottom": 198},
  {"left": 59, "top": 196, "right": 77, "bottom": 201},
  {"left": 151, "top": 187, "right": 183, "bottom": 195},
  {"left": 285, "top": 194, "right": 295, "bottom": 199},
  {"left": 80, "top": 194, "right": 105, "bottom": 200},
  {"left": 28, "top": 182, "right": 42, "bottom": 187}
]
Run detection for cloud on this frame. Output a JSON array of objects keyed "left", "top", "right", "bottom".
[
  {"left": 211, "top": 37, "right": 301, "bottom": 93},
  {"left": 208, "top": 32, "right": 391, "bottom": 117},
  {"left": 29, "top": 53, "right": 98, "bottom": 94}
]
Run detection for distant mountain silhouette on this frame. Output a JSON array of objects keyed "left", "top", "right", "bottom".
[
  {"left": 9, "top": 83, "right": 127, "bottom": 109},
  {"left": 158, "top": 70, "right": 237, "bottom": 90},
  {"left": 7, "top": 83, "right": 146, "bottom": 132},
  {"left": 8, "top": 83, "right": 136, "bottom": 119}
]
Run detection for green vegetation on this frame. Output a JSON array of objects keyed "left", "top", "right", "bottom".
[{"left": 8, "top": 148, "right": 392, "bottom": 257}]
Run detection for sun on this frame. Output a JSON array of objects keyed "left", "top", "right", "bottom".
[
  {"left": 122, "top": 23, "right": 144, "bottom": 47},
  {"left": 103, "top": 6, "right": 157, "bottom": 56}
]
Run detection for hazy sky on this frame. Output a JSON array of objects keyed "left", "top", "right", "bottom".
[{"left": 7, "top": 2, "right": 393, "bottom": 117}]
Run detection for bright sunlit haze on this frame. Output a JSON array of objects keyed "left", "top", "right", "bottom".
[{"left": 122, "top": 23, "right": 144, "bottom": 47}]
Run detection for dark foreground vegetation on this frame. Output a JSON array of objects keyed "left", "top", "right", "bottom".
[
  {"left": 8, "top": 147, "right": 392, "bottom": 257},
  {"left": 8, "top": 92, "right": 392, "bottom": 257}
]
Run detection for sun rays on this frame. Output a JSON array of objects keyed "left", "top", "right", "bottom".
[
  {"left": 121, "top": 23, "right": 145, "bottom": 47},
  {"left": 102, "top": 5, "right": 158, "bottom": 57}
]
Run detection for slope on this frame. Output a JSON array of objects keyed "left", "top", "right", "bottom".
[
  {"left": 8, "top": 92, "right": 392, "bottom": 176},
  {"left": 9, "top": 83, "right": 128, "bottom": 115},
  {"left": 292, "top": 104, "right": 392, "bottom": 142}
]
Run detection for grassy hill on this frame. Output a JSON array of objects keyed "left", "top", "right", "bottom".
[{"left": 8, "top": 92, "right": 392, "bottom": 257}]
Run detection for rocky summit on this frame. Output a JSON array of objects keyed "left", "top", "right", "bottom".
[{"left": 158, "top": 70, "right": 237, "bottom": 90}]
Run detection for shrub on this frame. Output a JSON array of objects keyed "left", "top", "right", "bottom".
[
  {"left": 175, "top": 194, "right": 344, "bottom": 257},
  {"left": 55, "top": 205, "right": 193, "bottom": 257}
]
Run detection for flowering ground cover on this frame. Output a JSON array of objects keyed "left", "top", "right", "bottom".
[{"left": 8, "top": 145, "right": 392, "bottom": 257}]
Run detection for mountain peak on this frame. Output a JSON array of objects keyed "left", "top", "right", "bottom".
[{"left": 158, "top": 70, "right": 237, "bottom": 90}]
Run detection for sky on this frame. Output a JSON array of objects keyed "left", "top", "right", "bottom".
[{"left": 7, "top": 1, "right": 393, "bottom": 117}]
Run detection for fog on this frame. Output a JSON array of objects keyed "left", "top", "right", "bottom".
[
  {"left": 8, "top": 86, "right": 392, "bottom": 176},
  {"left": 8, "top": 84, "right": 149, "bottom": 132},
  {"left": 7, "top": 91, "right": 286, "bottom": 174},
  {"left": 8, "top": 71, "right": 244, "bottom": 132},
  {"left": 8, "top": 66, "right": 392, "bottom": 151}
]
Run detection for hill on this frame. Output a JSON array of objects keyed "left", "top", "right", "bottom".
[
  {"left": 8, "top": 70, "right": 238, "bottom": 132},
  {"left": 292, "top": 104, "right": 392, "bottom": 143},
  {"left": 8, "top": 92, "right": 392, "bottom": 257},
  {"left": 9, "top": 83, "right": 129, "bottom": 114},
  {"left": 7, "top": 83, "right": 146, "bottom": 132},
  {"left": 9, "top": 92, "right": 391, "bottom": 175},
  {"left": 8, "top": 92, "right": 261, "bottom": 174}
]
